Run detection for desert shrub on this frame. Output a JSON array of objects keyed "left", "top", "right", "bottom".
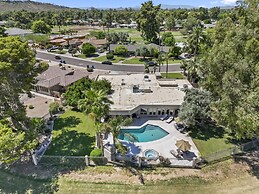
[
  {"left": 106, "top": 53, "right": 114, "bottom": 60},
  {"left": 90, "top": 148, "right": 103, "bottom": 165},
  {"left": 28, "top": 105, "right": 34, "bottom": 109}
]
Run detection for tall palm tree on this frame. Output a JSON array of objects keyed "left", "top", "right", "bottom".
[
  {"left": 78, "top": 89, "right": 113, "bottom": 122},
  {"left": 78, "top": 89, "right": 113, "bottom": 149},
  {"left": 188, "top": 26, "right": 205, "bottom": 56}
]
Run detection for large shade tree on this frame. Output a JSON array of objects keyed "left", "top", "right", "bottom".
[
  {"left": 0, "top": 36, "right": 37, "bottom": 164},
  {"left": 136, "top": 1, "right": 161, "bottom": 43},
  {"left": 199, "top": 0, "right": 259, "bottom": 139}
]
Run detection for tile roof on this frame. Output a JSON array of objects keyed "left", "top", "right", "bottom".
[{"left": 36, "top": 65, "right": 89, "bottom": 88}]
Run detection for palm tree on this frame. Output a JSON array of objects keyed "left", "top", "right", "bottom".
[
  {"left": 157, "top": 54, "right": 163, "bottom": 72},
  {"left": 107, "top": 116, "right": 137, "bottom": 154},
  {"left": 188, "top": 26, "right": 205, "bottom": 56},
  {"left": 164, "top": 53, "right": 169, "bottom": 78},
  {"left": 78, "top": 89, "right": 113, "bottom": 148},
  {"left": 78, "top": 89, "right": 113, "bottom": 122}
]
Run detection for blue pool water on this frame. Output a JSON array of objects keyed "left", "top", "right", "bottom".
[{"left": 118, "top": 124, "right": 169, "bottom": 142}]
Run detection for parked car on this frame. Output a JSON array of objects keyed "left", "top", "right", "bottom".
[
  {"left": 174, "top": 123, "right": 187, "bottom": 133},
  {"left": 102, "top": 60, "right": 112, "bottom": 65},
  {"left": 145, "top": 61, "right": 157, "bottom": 67},
  {"left": 55, "top": 55, "right": 61, "bottom": 60},
  {"left": 47, "top": 46, "right": 59, "bottom": 52}
]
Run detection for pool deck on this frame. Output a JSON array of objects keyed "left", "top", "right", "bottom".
[{"left": 121, "top": 117, "right": 200, "bottom": 167}]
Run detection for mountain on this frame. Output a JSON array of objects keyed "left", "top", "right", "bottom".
[
  {"left": 0, "top": 0, "right": 79, "bottom": 12},
  {"left": 160, "top": 4, "right": 196, "bottom": 9}
]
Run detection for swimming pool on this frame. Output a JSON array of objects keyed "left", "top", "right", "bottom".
[{"left": 118, "top": 124, "right": 169, "bottom": 142}]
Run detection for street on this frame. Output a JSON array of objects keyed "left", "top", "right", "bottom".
[{"left": 36, "top": 50, "right": 182, "bottom": 73}]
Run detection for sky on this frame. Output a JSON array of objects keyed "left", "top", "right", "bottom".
[{"left": 35, "top": 0, "right": 237, "bottom": 8}]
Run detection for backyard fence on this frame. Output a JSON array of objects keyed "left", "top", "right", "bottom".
[{"left": 202, "top": 138, "right": 259, "bottom": 163}]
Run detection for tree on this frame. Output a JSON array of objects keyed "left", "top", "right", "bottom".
[
  {"left": 136, "top": 1, "right": 161, "bottom": 43},
  {"left": 199, "top": 0, "right": 259, "bottom": 139},
  {"left": 78, "top": 89, "right": 113, "bottom": 122},
  {"left": 187, "top": 26, "right": 206, "bottom": 56},
  {"left": 114, "top": 45, "right": 128, "bottom": 56},
  {"left": 0, "top": 36, "right": 37, "bottom": 164},
  {"left": 81, "top": 43, "right": 96, "bottom": 57},
  {"left": 165, "top": 14, "right": 175, "bottom": 31},
  {"left": 108, "top": 116, "right": 133, "bottom": 153},
  {"left": 179, "top": 88, "right": 211, "bottom": 127},
  {"left": 31, "top": 20, "right": 52, "bottom": 34},
  {"left": 90, "top": 30, "right": 106, "bottom": 39},
  {"left": 49, "top": 102, "right": 60, "bottom": 116},
  {"left": 162, "top": 32, "right": 175, "bottom": 47},
  {"left": 0, "top": 26, "right": 6, "bottom": 37},
  {"left": 117, "top": 32, "right": 129, "bottom": 43},
  {"left": 140, "top": 46, "right": 150, "bottom": 59}
]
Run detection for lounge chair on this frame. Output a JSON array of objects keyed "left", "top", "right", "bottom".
[
  {"left": 160, "top": 114, "right": 169, "bottom": 121},
  {"left": 166, "top": 116, "right": 174, "bottom": 123},
  {"left": 170, "top": 149, "right": 183, "bottom": 159}
]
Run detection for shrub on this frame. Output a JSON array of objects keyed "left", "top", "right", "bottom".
[
  {"left": 114, "top": 45, "right": 128, "bottom": 56},
  {"left": 106, "top": 53, "right": 114, "bottom": 60},
  {"left": 90, "top": 148, "right": 103, "bottom": 165},
  {"left": 49, "top": 102, "right": 60, "bottom": 114},
  {"left": 82, "top": 43, "right": 96, "bottom": 57},
  {"left": 28, "top": 105, "right": 34, "bottom": 109},
  {"left": 37, "top": 61, "right": 49, "bottom": 73}
]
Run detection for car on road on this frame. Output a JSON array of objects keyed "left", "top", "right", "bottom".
[
  {"left": 102, "top": 60, "right": 112, "bottom": 65},
  {"left": 47, "top": 46, "right": 59, "bottom": 52},
  {"left": 145, "top": 61, "right": 157, "bottom": 67},
  {"left": 55, "top": 55, "right": 61, "bottom": 60}
]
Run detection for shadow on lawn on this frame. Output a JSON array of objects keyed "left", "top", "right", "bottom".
[
  {"left": 53, "top": 116, "right": 81, "bottom": 131},
  {"left": 188, "top": 123, "right": 226, "bottom": 141},
  {"left": 47, "top": 129, "right": 95, "bottom": 156}
]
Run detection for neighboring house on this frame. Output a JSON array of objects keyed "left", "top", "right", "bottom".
[
  {"left": 84, "top": 38, "right": 107, "bottom": 48},
  {"left": 0, "top": 21, "right": 7, "bottom": 26},
  {"left": 34, "top": 65, "right": 89, "bottom": 97},
  {"left": 5, "top": 27, "right": 33, "bottom": 36},
  {"left": 110, "top": 43, "right": 171, "bottom": 53},
  {"left": 98, "top": 73, "right": 192, "bottom": 117}
]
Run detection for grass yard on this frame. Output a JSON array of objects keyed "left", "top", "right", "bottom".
[
  {"left": 74, "top": 54, "right": 87, "bottom": 59},
  {"left": 161, "top": 72, "right": 186, "bottom": 79},
  {"left": 45, "top": 109, "right": 95, "bottom": 156},
  {"left": 122, "top": 57, "right": 147, "bottom": 64},
  {"left": 189, "top": 125, "right": 235, "bottom": 156},
  {"left": 1, "top": 158, "right": 258, "bottom": 194},
  {"left": 93, "top": 55, "right": 126, "bottom": 63}
]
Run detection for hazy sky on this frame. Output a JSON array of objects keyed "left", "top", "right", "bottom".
[{"left": 35, "top": 0, "right": 237, "bottom": 8}]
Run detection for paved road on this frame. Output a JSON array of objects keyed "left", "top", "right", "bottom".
[{"left": 36, "top": 50, "right": 182, "bottom": 73}]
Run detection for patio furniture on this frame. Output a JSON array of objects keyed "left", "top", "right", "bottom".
[
  {"left": 166, "top": 116, "right": 174, "bottom": 123},
  {"left": 170, "top": 149, "right": 183, "bottom": 159},
  {"left": 160, "top": 114, "right": 169, "bottom": 121},
  {"left": 176, "top": 139, "right": 191, "bottom": 152}
]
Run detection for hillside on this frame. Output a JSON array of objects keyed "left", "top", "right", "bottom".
[{"left": 0, "top": 0, "right": 78, "bottom": 12}]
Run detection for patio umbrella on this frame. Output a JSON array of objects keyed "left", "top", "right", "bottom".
[{"left": 176, "top": 139, "right": 191, "bottom": 152}]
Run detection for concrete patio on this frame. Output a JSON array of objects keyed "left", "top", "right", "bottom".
[{"left": 120, "top": 117, "right": 200, "bottom": 167}]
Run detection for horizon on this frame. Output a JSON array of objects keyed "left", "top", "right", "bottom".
[{"left": 33, "top": 0, "right": 237, "bottom": 9}]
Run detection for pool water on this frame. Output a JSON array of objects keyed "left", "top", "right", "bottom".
[{"left": 118, "top": 124, "right": 169, "bottom": 142}]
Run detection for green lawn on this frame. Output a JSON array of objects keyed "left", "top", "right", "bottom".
[
  {"left": 74, "top": 54, "right": 87, "bottom": 59},
  {"left": 122, "top": 57, "right": 147, "bottom": 64},
  {"left": 189, "top": 125, "right": 235, "bottom": 156},
  {"left": 93, "top": 55, "right": 126, "bottom": 63},
  {"left": 46, "top": 109, "right": 95, "bottom": 156},
  {"left": 161, "top": 73, "right": 186, "bottom": 79}
]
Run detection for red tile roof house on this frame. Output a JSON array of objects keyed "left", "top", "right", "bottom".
[{"left": 34, "top": 65, "right": 90, "bottom": 97}]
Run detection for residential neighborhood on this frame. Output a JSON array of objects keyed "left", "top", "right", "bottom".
[{"left": 0, "top": 0, "right": 258, "bottom": 193}]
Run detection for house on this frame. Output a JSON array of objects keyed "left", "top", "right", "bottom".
[
  {"left": 110, "top": 43, "right": 171, "bottom": 54},
  {"left": 5, "top": 28, "right": 33, "bottom": 36},
  {"left": 83, "top": 38, "right": 107, "bottom": 48},
  {"left": 98, "top": 73, "right": 192, "bottom": 117},
  {"left": 34, "top": 65, "right": 89, "bottom": 97}
]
